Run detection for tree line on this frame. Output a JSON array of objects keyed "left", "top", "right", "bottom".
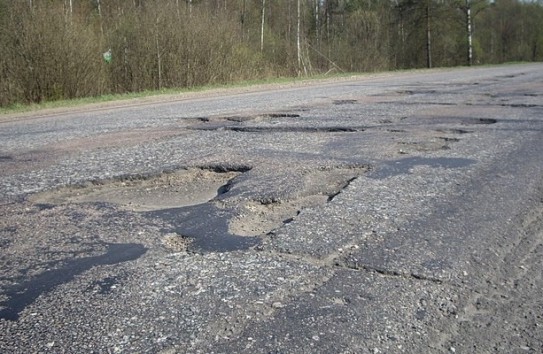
[{"left": 1, "top": 0, "right": 542, "bottom": 107}]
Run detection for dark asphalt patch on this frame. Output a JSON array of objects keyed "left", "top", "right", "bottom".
[
  {"left": 0, "top": 243, "right": 147, "bottom": 321},
  {"left": 145, "top": 204, "right": 260, "bottom": 253}
]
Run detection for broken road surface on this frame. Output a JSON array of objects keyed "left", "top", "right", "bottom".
[{"left": 1, "top": 64, "right": 543, "bottom": 353}]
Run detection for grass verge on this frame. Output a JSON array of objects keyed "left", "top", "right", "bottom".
[{"left": 0, "top": 72, "right": 365, "bottom": 116}]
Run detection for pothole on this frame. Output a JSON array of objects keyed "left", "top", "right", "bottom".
[
  {"left": 184, "top": 112, "right": 363, "bottom": 134},
  {"left": 30, "top": 167, "right": 255, "bottom": 253},
  {"left": 30, "top": 168, "right": 242, "bottom": 212},
  {"left": 437, "top": 137, "right": 460, "bottom": 143},
  {"left": 261, "top": 113, "right": 301, "bottom": 118},
  {"left": 145, "top": 166, "right": 367, "bottom": 251},
  {"left": 472, "top": 118, "right": 497, "bottom": 124},
  {"left": 333, "top": 99, "right": 357, "bottom": 105},
  {"left": 222, "top": 113, "right": 301, "bottom": 121},
  {"left": 28, "top": 165, "right": 367, "bottom": 253},
  {"left": 185, "top": 113, "right": 301, "bottom": 125},
  {"left": 228, "top": 167, "right": 365, "bottom": 237},
  {"left": 503, "top": 103, "right": 539, "bottom": 108},
  {"left": 145, "top": 203, "right": 261, "bottom": 253},
  {"left": 396, "top": 89, "right": 438, "bottom": 95},
  {"left": 436, "top": 129, "right": 472, "bottom": 135},
  {"left": 224, "top": 126, "right": 361, "bottom": 133},
  {"left": 497, "top": 74, "right": 518, "bottom": 79},
  {"left": 229, "top": 195, "right": 327, "bottom": 237}
]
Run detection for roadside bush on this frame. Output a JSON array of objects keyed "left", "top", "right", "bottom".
[
  {"left": 1, "top": 0, "right": 542, "bottom": 107},
  {"left": 1, "top": 2, "right": 102, "bottom": 104}
]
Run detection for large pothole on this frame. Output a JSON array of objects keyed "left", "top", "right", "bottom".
[
  {"left": 29, "top": 165, "right": 367, "bottom": 253},
  {"left": 30, "top": 168, "right": 241, "bottom": 211},
  {"left": 228, "top": 167, "right": 365, "bottom": 237}
]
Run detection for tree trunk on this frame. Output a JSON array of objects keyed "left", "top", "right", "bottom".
[
  {"left": 297, "top": 0, "right": 301, "bottom": 73},
  {"left": 315, "top": 0, "right": 320, "bottom": 48},
  {"left": 97, "top": 0, "right": 104, "bottom": 36},
  {"left": 155, "top": 18, "right": 162, "bottom": 90},
  {"left": 240, "top": 0, "right": 246, "bottom": 40},
  {"left": 426, "top": 2, "right": 432, "bottom": 68},
  {"left": 260, "top": 0, "right": 266, "bottom": 52},
  {"left": 466, "top": 0, "right": 473, "bottom": 65}
]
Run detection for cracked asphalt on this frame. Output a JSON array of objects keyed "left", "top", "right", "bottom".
[{"left": 1, "top": 64, "right": 543, "bottom": 353}]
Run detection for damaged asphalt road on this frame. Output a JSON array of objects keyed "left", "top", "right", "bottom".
[{"left": 1, "top": 64, "right": 543, "bottom": 353}]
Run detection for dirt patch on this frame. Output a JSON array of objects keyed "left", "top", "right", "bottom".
[
  {"left": 229, "top": 167, "right": 365, "bottom": 236},
  {"left": 162, "top": 233, "right": 192, "bottom": 252},
  {"left": 30, "top": 168, "right": 240, "bottom": 211},
  {"left": 229, "top": 195, "right": 328, "bottom": 236}
]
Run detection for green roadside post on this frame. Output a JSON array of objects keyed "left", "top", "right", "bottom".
[{"left": 103, "top": 49, "right": 112, "bottom": 63}]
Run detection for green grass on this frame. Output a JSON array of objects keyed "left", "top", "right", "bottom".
[{"left": 0, "top": 88, "right": 189, "bottom": 115}]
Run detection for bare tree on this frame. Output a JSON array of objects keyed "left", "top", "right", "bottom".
[
  {"left": 297, "top": 0, "right": 301, "bottom": 71},
  {"left": 426, "top": 0, "right": 432, "bottom": 68},
  {"left": 1, "top": 0, "right": 542, "bottom": 107},
  {"left": 260, "top": 0, "right": 266, "bottom": 52}
]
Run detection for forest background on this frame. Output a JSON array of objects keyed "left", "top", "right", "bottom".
[{"left": 1, "top": 0, "right": 542, "bottom": 107}]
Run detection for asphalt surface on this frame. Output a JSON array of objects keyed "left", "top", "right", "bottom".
[{"left": 1, "top": 64, "right": 543, "bottom": 353}]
